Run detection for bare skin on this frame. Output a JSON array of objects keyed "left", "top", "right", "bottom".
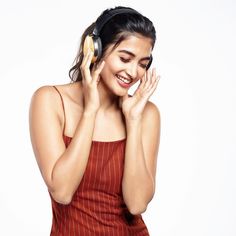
[{"left": 29, "top": 34, "right": 161, "bottom": 215}]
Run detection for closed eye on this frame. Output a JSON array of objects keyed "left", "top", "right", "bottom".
[
  {"left": 120, "top": 57, "right": 147, "bottom": 69},
  {"left": 120, "top": 57, "right": 130, "bottom": 63}
]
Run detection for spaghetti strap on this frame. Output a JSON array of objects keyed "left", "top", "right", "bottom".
[
  {"left": 49, "top": 87, "right": 149, "bottom": 236},
  {"left": 52, "top": 86, "right": 66, "bottom": 136}
]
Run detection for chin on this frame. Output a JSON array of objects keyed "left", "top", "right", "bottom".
[
  {"left": 113, "top": 82, "right": 130, "bottom": 96},
  {"left": 101, "top": 74, "right": 131, "bottom": 96},
  {"left": 111, "top": 87, "right": 127, "bottom": 97}
]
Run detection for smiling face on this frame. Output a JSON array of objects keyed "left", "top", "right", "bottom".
[{"left": 99, "top": 33, "right": 153, "bottom": 96}]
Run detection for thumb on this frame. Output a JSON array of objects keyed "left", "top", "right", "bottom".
[{"left": 92, "top": 61, "right": 105, "bottom": 83}]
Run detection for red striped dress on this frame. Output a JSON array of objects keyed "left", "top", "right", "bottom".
[{"left": 49, "top": 86, "right": 150, "bottom": 235}]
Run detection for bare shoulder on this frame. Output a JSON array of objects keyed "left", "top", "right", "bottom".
[
  {"left": 31, "top": 84, "right": 67, "bottom": 101},
  {"left": 142, "top": 101, "right": 161, "bottom": 123},
  {"left": 31, "top": 85, "right": 58, "bottom": 103},
  {"left": 30, "top": 85, "right": 61, "bottom": 118},
  {"left": 29, "top": 85, "right": 70, "bottom": 191},
  {"left": 31, "top": 84, "right": 75, "bottom": 111}
]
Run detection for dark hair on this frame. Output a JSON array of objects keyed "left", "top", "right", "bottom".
[{"left": 69, "top": 6, "right": 156, "bottom": 82}]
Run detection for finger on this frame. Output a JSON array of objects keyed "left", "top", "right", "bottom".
[
  {"left": 84, "top": 50, "right": 94, "bottom": 69},
  {"left": 146, "top": 74, "right": 160, "bottom": 96},
  {"left": 152, "top": 68, "right": 156, "bottom": 81},
  {"left": 147, "top": 82, "right": 158, "bottom": 98},
  {"left": 91, "top": 60, "right": 104, "bottom": 73},
  {"left": 149, "top": 68, "right": 155, "bottom": 86},
  {"left": 81, "top": 49, "right": 92, "bottom": 68},
  {"left": 133, "top": 70, "right": 149, "bottom": 97},
  {"left": 92, "top": 61, "right": 105, "bottom": 83},
  {"left": 82, "top": 51, "right": 94, "bottom": 82},
  {"left": 149, "top": 76, "right": 160, "bottom": 94},
  {"left": 80, "top": 50, "right": 91, "bottom": 79},
  {"left": 137, "top": 76, "right": 145, "bottom": 91},
  {"left": 133, "top": 74, "right": 146, "bottom": 96},
  {"left": 150, "top": 68, "right": 157, "bottom": 87},
  {"left": 143, "top": 69, "right": 151, "bottom": 90},
  {"left": 148, "top": 68, "right": 160, "bottom": 89},
  {"left": 139, "top": 71, "right": 147, "bottom": 89},
  {"left": 146, "top": 69, "right": 158, "bottom": 91}
]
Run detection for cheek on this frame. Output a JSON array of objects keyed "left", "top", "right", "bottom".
[
  {"left": 134, "top": 71, "right": 146, "bottom": 84},
  {"left": 101, "top": 59, "right": 121, "bottom": 76},
  {"left": 99, "top": 64, "right": 115, "bottom": 81}
]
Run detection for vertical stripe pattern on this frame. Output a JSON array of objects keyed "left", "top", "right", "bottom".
[{"left": 49, "top": 135, "right": 150, "bottom": 236}]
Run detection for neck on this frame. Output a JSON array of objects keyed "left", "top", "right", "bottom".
[{"left": 96, "top": 80, "right": 120, "bottom": 114}]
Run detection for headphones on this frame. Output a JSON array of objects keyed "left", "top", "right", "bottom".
[{"left": 83, "top": 8, "right": 153, "bottom": 70}]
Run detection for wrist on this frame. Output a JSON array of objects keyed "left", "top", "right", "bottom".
[
  {"left": 83, "top": 109, "right": 98, "bottom": 117},
  {"left": 125, "top": 114, "right": 142, "bottom": 122},
  {"left": 125, "top": 117, "right": 142, "bottom": 127}
]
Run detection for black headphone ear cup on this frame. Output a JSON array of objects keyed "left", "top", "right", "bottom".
[
  {"left": 92, "top": 36, "right": 102, "bottom": 63},
  {"left": 146, "top": 54, "right": 153, "bottom": 70}
]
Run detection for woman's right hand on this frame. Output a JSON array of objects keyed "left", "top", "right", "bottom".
[{"left": 80, "top": 49, "right": 105, "bottom": 113}]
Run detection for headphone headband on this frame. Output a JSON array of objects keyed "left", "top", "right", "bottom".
[
  {"left": 92, "top": 8, "right": 140, "bottom": 36},
  {"left": 84, "top": 7, "right": 153, "bottom": 69}
]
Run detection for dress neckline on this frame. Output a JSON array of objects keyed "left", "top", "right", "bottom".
[{"left": 63, "top": 134, "right": 126, "bottom": 143}]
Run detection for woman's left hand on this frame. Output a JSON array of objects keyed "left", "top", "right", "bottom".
[{"left": 119, "top": 68, "right": 160, "bottom": 121}]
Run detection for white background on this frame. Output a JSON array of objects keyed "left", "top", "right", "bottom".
[{"left": 0, "top": 0, "right": 235, "bottom": 235}]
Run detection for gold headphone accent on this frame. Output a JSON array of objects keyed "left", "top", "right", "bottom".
[{"left": 83, "top": 35, "right": 97, "bottom": 63}]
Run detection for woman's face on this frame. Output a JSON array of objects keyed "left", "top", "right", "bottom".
[{"left": 99, "top": 34, "right": 153, "bottom": 96}]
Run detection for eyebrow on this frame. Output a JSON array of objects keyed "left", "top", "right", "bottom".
[{"left": 118, "top": 49, "right": 151, "bottom": 61}]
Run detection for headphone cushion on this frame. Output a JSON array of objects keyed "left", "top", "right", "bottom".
[{"left": 83, "top": 35, "right": 95, "bottom": 56}]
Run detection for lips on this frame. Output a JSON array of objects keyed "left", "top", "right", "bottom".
[
  {"left": 116, "top": 75, "right": 132, "bottom": 88},
  {"left": 116, "top": 75, "right": 132, "bottom": 84}
]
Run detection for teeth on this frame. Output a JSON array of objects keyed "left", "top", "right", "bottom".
[{"left": 117, "top": 75, "right": 131, "bottom": 84}]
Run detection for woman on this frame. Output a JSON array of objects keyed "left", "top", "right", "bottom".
[{"left": 29, "top": 6, "right": 161, "bottom": 236}]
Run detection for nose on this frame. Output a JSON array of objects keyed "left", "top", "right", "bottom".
[{"left": 126, "top": 62, "right": 138, "bottom": 79}]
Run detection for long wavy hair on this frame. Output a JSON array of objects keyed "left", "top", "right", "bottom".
[{"left": 68, "top": 6, "right": 156, "bottom": 82}]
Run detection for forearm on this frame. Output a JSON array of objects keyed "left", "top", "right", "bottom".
[
  {"left": 50, "top": 110, "right": 97, "bottom": 204},
  {"left": 122, "top": 119, "right": 155, "bottom": 214}
]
